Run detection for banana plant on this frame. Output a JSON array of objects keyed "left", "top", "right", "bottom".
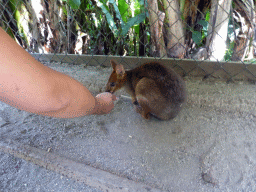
[
  {"left": 94, "top": 0, "right": 147, "bottom": 37},
  {"left": 63, "top": 0, "right": 81, "bottom": 9}
]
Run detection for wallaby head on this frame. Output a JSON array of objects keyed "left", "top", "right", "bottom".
[{"left": 105, "top": 60, "right": 127, "bottom": 93}]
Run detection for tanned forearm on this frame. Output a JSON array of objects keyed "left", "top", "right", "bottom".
[
  {"left": 34, "top": 70, "right": 98, "bottom": 118},
  {"left": 0, "top": 28, "right": 112, "bottom": 118}
]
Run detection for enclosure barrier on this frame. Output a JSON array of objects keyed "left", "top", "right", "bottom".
[{"left": 0, "top": 0, "right": 256, "bottom": 82}]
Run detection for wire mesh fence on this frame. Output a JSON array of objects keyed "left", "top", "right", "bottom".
[{"left": 0, "top": 0, "right": 256, "bottom": 81}]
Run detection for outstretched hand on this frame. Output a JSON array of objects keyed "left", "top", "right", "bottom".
[{"left": 94, "top": 92, "right": 117, "bottom": 115}]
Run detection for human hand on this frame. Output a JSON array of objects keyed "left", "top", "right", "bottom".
[{"left": 94, "top": 92, "right": 117, "bottom": 115}]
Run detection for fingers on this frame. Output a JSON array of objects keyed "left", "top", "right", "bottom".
[
  {"left": 111, "top": 94, "right": 117, "bottom": 101},
  {"left": 95, "top": 92, "right": 117, "bottom": 115},
  {"left": 96, "top": 92, "right": 116, "bottom": 101}
]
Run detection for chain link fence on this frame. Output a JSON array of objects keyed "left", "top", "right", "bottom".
[{"left": 0, "top": 0, "right": 256, "bottom": 81}]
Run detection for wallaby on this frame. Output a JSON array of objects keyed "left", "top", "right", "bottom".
[{"left": 105, "top": 60, "right": 187, "bottom": 120}]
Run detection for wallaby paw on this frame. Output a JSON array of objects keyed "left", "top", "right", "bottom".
[
  {"left": 135, "top": 106, "right": 150, "bottom": 119},
  {"left": 131, "top": 97, "right": 137, "bottom": 104},
  {"left": 133, "top": 100, "right": 139, "bottom": 105},
  {"left": 135, "top": 105, "right": 142, "bottom": 113},
  {"left": 142, "top": 113, "right": 151, "bottom": 120}
]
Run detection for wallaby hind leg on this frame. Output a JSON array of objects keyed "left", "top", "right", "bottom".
[
  {"left": 135, "top": 77, "right": 160, "bottom": 120},
  {"left": 134, "top": 98, "right": 151, "bottom": 119}
]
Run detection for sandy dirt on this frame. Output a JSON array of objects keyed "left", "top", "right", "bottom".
[
  {"left": 0, "top": 151, "right": 102, "bottom": 192},
  {"left": 1, "top": 61, "right": 256, "bottom": 191}
]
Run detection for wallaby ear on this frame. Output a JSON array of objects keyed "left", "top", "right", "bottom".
[
  {"left": 110, "top": 60, "right": 117, "bottom": 70},
  {"left": 110, "top": 60, "right": 125, "bottom": 79},
  {"left": 116, "top": 64, "right": 125, "bottom": 79}
]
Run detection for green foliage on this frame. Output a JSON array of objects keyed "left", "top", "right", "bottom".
[
  {"left": 192, "top": 31, "right": 202, "bottom": 45},
  {"left": 79, "top": 0, "right": 93, "bottom": 10},
  {"left": 63, "top": 0, "right": 81, "bottom": 9},
  {"left": 133, "top": 0, "right": 142, "bottom": 16},
  {"left": 118, "top": 0, "right": 129, "bottom": 22},
  {"left": 205, "top": 9, "right": 210, "bottom": 21},
  {"left": 227, "top": 16, "right": 240, "bottom": 42},
  {"left": 95, "top": 0, "right": 119, "bottom": 36},
  {"left": 8, "top": 0, "right": 29, "bottom": 44},
  {"left": 192, "top": 20, "right": 209, "bottom": 46},
  {"left": 179, "top": 0, "right": 186, "bottom": 14},
  {"left": 198, "top": 20, "right": 208, "bottom": 39},
  {"left": 248, "top": 59, "right": 256, "bottom": 64},
  {"left": 121, "top": 13, "right": 146, "bottom": 36},
  {"left": 224, "top": 14, "right": 240, "bottom": 61},
  {"left": 224, "top": 41, "right": 235, "bottom": 61},
  {"left": 95, "top": 0, "right": 146, "bottom": 37},
  {"left": 192, "top": 9, "right": 210, "bottom": 46},
  {"left": 109, "top": 0, "right": 124, "bottom": 26}
]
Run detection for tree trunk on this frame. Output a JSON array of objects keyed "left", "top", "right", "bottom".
[
  {"left": 158, "top": 11, "right": 167, "bottom": 58},
  {"left": 66, "top": 5, "right": 77, "bottom": 54},
  {"left": 139, "top": 22, "right": 146, "bottom": 56},
  {"left": 231, "top": 0, "right": 254, "bottom": 61},
  {"left": 48, "top": 0, "right": 67, "bottom": 53},
  {"left": 29, "top": 0, "right": 50, "bottom": 53},
  {"left": 162, "top": 0, "right": 185, "bottom": 58},
  {"left": 206, "top": 0, "right": 232, "bottom": 61},
  {"left": 147, "top": 0, "right": 167, "bottom": 57},
  {"left": 28, "top": 0, "right": 74, "bottom": 54}
]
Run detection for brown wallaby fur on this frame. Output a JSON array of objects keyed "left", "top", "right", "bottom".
[{"left": 105, "top": 60, "right": 187, "bottom": 120}]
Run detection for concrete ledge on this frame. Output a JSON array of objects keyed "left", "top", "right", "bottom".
[
  {"left": 0, "top": 138, "right": 162, "bottom": 192},
  {"left": 31, "top": 53, "right": 256, "bottom": 81}
]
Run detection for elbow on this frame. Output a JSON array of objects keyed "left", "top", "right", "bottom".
[
  {"left": 33, "top": 89, "right": 71, "bottom": 114},
  {"left": 44, "top": 93, "right": 71, "bottom": 113}
]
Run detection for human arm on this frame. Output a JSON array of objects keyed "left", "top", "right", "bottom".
[{"left": 0, "top": 28, "right": 116, "bottom": 118}]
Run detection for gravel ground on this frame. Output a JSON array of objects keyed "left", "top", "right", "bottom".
[
  {"left": 0, "top": 61, "right": 256, "bottom": 192},
  {"left": 0, "top": 151, "right": 102, "bottom": 192}
]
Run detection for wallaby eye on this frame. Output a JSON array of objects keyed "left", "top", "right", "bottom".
[{"left": 110, "top": 82, "right": 116, "bottom": 87}]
